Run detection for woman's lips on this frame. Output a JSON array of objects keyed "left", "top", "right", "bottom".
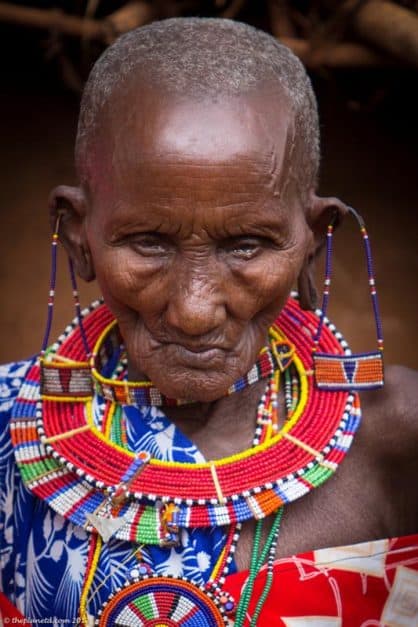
[{"left": 167, "top": 344, "right": 226, "bottom": 368}]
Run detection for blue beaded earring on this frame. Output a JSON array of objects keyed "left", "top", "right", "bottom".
[
  {"left": 313, "top": 207, "right": 384, "bottom": 391},
  {"left": 39, "top": 213, "right": 92, "bottom": 398},
  {"left": 40, "top": 212, "right": 90, "bottom": 358}
]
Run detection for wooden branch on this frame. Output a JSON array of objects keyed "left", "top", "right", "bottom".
[
  {"left": 288, "top": 9, "right": 313, "bottom": 39},
  {"left": 221, "top": 0, "right": 247, "bottom": 19},
  {"left": 0, "top": 2, "right": 108, "bottom": 40},
  {"left": 268, "top": 0, "right": 297, "bottom": 38},
  {"left": 280, "top": 37, "right": 391, "bottom": 67},
  {"left": 57, "top": 52, "right": 84, "bottom": 92},
  {"left": 0, "top": 1, "right": 154, "bottom": 44},
  {"left": 353, "top": 0, "right": 418, "bottom": 68},
  {"left": 0, "top": 0, "right": 400, "bottom": 70},
  {"left": 85, "top": 0, "right": 101, "bottom": 20},
  {"left": 308, "top": 0, "right": 366, "bottom": 44},
  {"left": 105, "top": 1, "right": 155, "bottom": 42}
]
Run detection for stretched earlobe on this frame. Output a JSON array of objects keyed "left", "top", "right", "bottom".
[
  {"left": 297, "top": 256, "right": 318, "bottom": 311},
  {"left": 307, "top": 194, "right": 349, "bottom": 244},
  {"left": 49, "top": 185, "right": 95, "bottom": 282},
  {"left": 298, "top": 194, "right": 349, "bottom": 311}
]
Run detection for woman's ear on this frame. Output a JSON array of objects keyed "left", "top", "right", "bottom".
[
  {"left": 297, "top": 254, "right": 318, "bottom": 311},
  {"left": 297, "top": 193, "right": 349, "bottom": 310},
  {"left": 49, "top": 185, "right": 95, "bottom": 282},
  {"left": 307, "top": 194, "right": 349, "bottom": 248}
]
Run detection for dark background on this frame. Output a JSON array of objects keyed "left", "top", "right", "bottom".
[{"left": 1, "top": 10, "right": 417, "bottom": 367}]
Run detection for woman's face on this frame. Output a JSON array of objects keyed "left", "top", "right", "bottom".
[{"left": 83, "top": 88, "right": 313, "bottom": 401}]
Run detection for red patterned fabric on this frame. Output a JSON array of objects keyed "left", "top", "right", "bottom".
[
  {"left": 223, "top": 534, "right": 418, "bottom": 626},
  {"left": 1, "top": 535, "right": 417, "bottom": 624}
]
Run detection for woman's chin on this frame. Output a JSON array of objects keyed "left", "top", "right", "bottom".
[
  {"left": 144, "top": 366, "right": 238, "bottom": 403},
  {"left": 126, "top": 339, "right": 260, "bottom": 402}
]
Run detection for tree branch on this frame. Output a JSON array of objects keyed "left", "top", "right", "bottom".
[{"left": 353, "top": 0, "right": 418, "bottom": 68}]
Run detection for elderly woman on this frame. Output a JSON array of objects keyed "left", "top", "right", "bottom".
[{"left": 1, "top": 17, "right": 417, "bottom": 626}]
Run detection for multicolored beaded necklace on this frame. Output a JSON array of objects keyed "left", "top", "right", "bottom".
[
  {"left": 11, "top": 297, "right": 361, "bottom": 625},
  {"left": 80, "top": 364, "right": 285, "bottom": 626}
]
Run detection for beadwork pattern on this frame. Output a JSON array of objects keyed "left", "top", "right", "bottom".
[
  {"left": 313, "top": 207, "right": 384, "bottom": 391},
  {"left": 314, "top": 351, "right": 384, "bottom": 390},
  {"left": 10, "top": 298, "right": 361, "bottom": 544},
  {"left": 96, "top": 576, "right": 231, "bottom": 626}
]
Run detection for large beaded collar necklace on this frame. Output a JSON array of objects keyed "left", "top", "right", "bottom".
[
  {"left": 11, "top": 297, "right": 359, "bottom": 537},
  {"left": 11, "top": 296, "right": 361, "bottom": 626}
]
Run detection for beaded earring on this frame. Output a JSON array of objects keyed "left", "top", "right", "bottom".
[
  {"left": 40, "top": 212, "right": 91, "bottom": 358},
  {"left": 313, "top": 207, "right": 384, "bottom": 391}
]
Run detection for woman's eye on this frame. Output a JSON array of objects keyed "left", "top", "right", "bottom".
[
  {"left": 225, "top": 238, "right": 265, "bottom": 259},
  {"left": 128, "top": 234, "right": 170, "bottom": 255}
]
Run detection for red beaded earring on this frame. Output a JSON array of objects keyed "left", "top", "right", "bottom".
[{"left": 313, "top": 207, "right": 384, "bottom": 391}]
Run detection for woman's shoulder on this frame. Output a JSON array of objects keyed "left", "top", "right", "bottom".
[
  {"left": 362, "top": 364, "right": 418, "bottom": 420},
  {"left": 360, "top": 364, "right": 418, "bottom": 460}
]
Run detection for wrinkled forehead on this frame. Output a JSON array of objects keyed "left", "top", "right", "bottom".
[{"left": 87, "top": 82, "right": 296, "bottom": 197}]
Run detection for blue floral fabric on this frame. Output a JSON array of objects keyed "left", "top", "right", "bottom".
[{"left": 0, "top": 360, "right": 233, "bottom": 622}]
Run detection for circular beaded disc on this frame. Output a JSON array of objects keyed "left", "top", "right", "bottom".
[{"left": 96, "top": 577, "right": 228, "bottom": 626}]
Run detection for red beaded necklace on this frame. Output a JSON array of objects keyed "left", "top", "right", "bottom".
[{"left": 11, "top": 297, "right": 360, "bottom": 538}]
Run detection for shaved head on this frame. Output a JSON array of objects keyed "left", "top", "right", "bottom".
[{"left": 76, "top": 18, "right": 320, "bottom": 201}]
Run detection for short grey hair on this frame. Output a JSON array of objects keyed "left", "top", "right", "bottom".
[{"left": 76, "top": 18, "right": 320, "bottom": 198}]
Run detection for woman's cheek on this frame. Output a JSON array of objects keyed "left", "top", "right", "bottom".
[
  {"left": 228, "top": 253, "right": 296, "bottom": 316},
  {"left": 93, "top": 246, "right": 160, "bottom": 296}
]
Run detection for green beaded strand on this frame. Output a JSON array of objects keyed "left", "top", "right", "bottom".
[
  {"left": 110, "top": 404, "right": 124, "bottom": 447},
  {"left": 234, "top": 519, "right": 263, "bottom": 627},
  {"left": 249, "top": 571, "right": 274, "bottom": 627},
  {"left": 234, "top": 507, "right": 284, "bottom": 627},
  {"left": 249, "top": 507, "right": 284, "bottom": 626}
]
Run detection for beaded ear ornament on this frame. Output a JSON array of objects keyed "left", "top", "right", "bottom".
[{"left": 313, "top": 206, "right": 384, "bottom": 391}]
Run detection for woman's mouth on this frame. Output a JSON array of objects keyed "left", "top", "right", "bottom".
[{"left": 167, "top": 343, "right": 227, "bottom": 369}]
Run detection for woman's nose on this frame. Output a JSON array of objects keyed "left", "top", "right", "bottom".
[{"left": 165, "top": 271, "right": 226, "bottom": 337}]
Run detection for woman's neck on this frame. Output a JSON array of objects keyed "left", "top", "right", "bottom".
[{"left": 162, "top": 378, "right": 284, "bottom": 460}]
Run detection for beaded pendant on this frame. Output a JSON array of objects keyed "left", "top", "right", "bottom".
[
  {"left": 313, "top": 207, "right": 384, "bottom": 391},
  {"left": 313, "top": 351, "right": 384, "bottom": 390},
  {"left": 96, "top": 575, "right": 234, "bottom": 626}
]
